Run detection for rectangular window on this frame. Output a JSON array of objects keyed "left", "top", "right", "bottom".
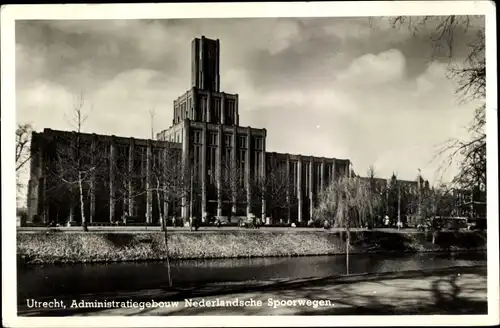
[
  {"left": 200, "top": 96, "right": 206, "bottom": 121},
  {"left": 225, "top": 101, "right": 232, "bottom": 125},
  {"left": 209, "top": 132, "right": 218, "bottom": 146},
  {"left": 238, "top": 136, "right": 246, "bottom": 149},
  {"left": 224, "top": 134, "right": 232, "bottom": 147},
  {"left": 239, "top": 149, "right": 246, "bottom": 186},
  {"left": 253, "top": 137, "right": 263, "bottom": 150},
  {"left": 255, "top": 151, "right": 261, "bottom": 178},
  {"left": 225, "top": 148, "right": 232, "bottom": 164},
  {"left": 316, "top": 163, "right": 321, "bottom": 192},
  {"left": 208, "top": 147, "right": 217, "bottom": 184},
  {"left": 238, "top": 149, "right": 246, "bottom": 163},
  {"left": 196, "top": 96, "right": 202, "bottom": 121},
  {"left": 193, "top": 131, "right": 202, "bottom": 144},
  {"left": 304, "top": 163, "right": 309, "bottom": 194},
  {"left": 213, "top": 98, "right": 220, "bottom": 123},
  {"left": 192, "top": 145, "right": 202, "bottom": 177},
  {"left": 224, "top": 101, "right": 228, "bottom": 123}
]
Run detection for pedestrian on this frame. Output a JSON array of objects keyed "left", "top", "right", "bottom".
[
  {"left": 193, "top": 216, "right": 200, "bottom": 231},
  {"left": 397, "top": 220, "right": 403, "bottom": 230}
]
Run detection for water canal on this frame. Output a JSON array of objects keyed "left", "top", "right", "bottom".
[{"left": 18, "top": 251, "right": 486, "bottom": 302}]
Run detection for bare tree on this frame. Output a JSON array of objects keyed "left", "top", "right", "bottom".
[
  {"left": 49, "top": 92, "right": 99, "bottom": 231},
  {"left": 438, "top": 29, "right": 486, "bottom": 194},
  {"left": 388, "top": 16, "right": 487, "bottom": 203},
  {"left": 420, "top": 184, "right": 455, "bottom": 219},
  {"left": 364, "top": 165, "right": 385, "bottom": 227},
  {"left": 313, "top": 176, "right": 375, "bottom": 274},
  {"left": 16, "top": 124, "right": 33, "bottom": 201},
  {"left": 149, "top": 146, "right": 191, "bottom": 287},
  {"left": 16, "top": 124, "right": 33, "bottom": 172},
  {"left": 111, "top": 148, "right": 145, "bottom": 222},
  {"left": 386, "top": 16, "right": 480, "bottom": 59},
  {"left": 419, "top": 184, "right": 455, "bottom": 243},
  {"left": 251, "top": 160, "right": 297, "bottom": 222},
  {"left": 151, "top": 147, "right": 191, "bottom": 231},
  {"left": 219, "top": 157, "right": 247, "bottom": 221}
]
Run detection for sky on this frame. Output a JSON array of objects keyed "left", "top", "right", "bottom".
[{"left": 15, "top": 16, "right": 485, "bottom": 197}]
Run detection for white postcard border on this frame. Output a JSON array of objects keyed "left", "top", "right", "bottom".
[{"left": 1, "top": 1, "right": 498, "bottom": 327}]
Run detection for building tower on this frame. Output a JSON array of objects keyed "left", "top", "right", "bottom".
[
  {"left": 156, "top": 36, "right": 351, "bottom": 225},
  {"left": 159, "top": 36, "right": 266, "bottom": 222},
  {"left": 191, "top": 36, "right": 220, "bottom": 92}
]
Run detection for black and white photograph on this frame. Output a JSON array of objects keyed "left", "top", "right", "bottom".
[{"left": 1, "top": 2, "right": 498, "bottom": 327}]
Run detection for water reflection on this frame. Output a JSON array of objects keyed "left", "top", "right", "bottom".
[{"left": 18, "top": 251, "right": 486, "bottom": 301}]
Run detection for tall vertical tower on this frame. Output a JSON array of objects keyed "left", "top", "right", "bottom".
[
  {"left": 191, "top": 36, "right": 220, "bottom": 92},
  {"left": 168, "top": 36, "right": 239, "bottom": 127}
]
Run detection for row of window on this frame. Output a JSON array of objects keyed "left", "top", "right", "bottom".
[
  {"left": 174, "top": 98, "right": 193, "bottom": 124},
  {"left": 163, "top": 132, "right": 181, "bottom": 143},
  {"left": 198, "top": 96, "right": 237, "bottom": 125},
  {"left": 173, "top": 96, "right": 238, "bottom": 122},
  {"left": 191, "top": 131, "right": 263, "bottom": 150},
  {"left": 173, "top": 94, "right": 238, "bottom": 125}
]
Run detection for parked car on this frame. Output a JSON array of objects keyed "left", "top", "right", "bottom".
[
  {"left": 239, "top": 216, "right": 259, "bottom": 229},
  {"left": 467, "top": 218, "right": 486, "bottom": 231},
  {"left": 207, "top": 216, "right": 230, "bottom": 227}
]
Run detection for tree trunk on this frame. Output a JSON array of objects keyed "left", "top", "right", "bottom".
[
  {"left": 397, "top": 185, "right": 401, "bottom": 229},
  {"left": 346, "top": 227, "right": 350, "bottom": 275},
  {"left": 154, "top": 180, "right": 163, "bottom": 231},
  {"left": 69, "top": 201, "right": 74, "bottom": 223},
  {"left": 165, "top": 201, "right": 170, "bottom": 230},
  {"left": 432, "top": 230, "right": 438, "bottom": 245},
  {"left": 79, "top": 173, "right": 88, "bottom": 232},
  {"left": 163, "top": 199, "right": 172, "bottom": 287},
  {"left": 156, "top": 190, "right": 164, "bottom": 231}
]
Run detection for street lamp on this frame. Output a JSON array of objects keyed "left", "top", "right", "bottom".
[
  {"left": 397, "top": 182, "right": 401, "bottom": 230},
  {"left": 190, "top": 165, "right": 194, "bottom": 220}
]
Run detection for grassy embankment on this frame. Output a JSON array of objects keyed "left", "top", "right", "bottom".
[{"left": 17, "top": 229, "right": 487, "bottom": 265}]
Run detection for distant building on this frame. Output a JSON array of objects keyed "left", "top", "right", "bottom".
[
  {"left": 357, "top": 174, "right": 430, "bottom": 222},
  {"left": 449, "top": 187, "right": 486, "bottom": 219}
]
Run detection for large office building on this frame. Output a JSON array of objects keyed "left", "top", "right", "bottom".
[{"left": 29, "top": 36, "right": 427, "bottom": 226}]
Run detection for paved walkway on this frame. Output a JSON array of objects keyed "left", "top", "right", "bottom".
[
  {"left": 18, "top": 266, "right": 487, "bottom": 316},
  {"left": 17, "top": 226, "right": 447, "bottom": 234}
]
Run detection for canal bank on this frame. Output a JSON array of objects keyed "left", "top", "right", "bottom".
[{"left": 17, "top": 230, "right": 487, "bottom": 264}]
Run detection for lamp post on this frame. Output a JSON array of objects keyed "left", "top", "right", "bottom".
[
  {"left": 397, "top": 182, "right": 401, "bottom": 230},
  {"left": 190, "top": 166, "right": 194, "bottom": 220}
]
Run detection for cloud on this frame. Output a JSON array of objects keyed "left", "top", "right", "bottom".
[
  {"left": 15, "top": 44, "right": 48, "bottom": 85},
  {"left": 16, "top": 80, "right": 76, "bottom": 131},
  {"left": 264, "top": 19, "right": 303, "bottom": 55},
  {"left": 415, "top": 61, "right": 456, "bottom": 95},
  {"left": 337, "top": 49, "right": 407, "bottom": 85}
]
